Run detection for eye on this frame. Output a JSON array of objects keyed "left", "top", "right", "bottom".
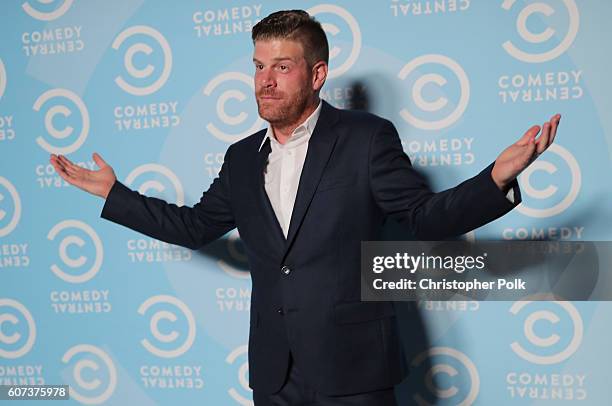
[
  {"left": 279, "top": 65, "right": 288, "bottom": 71},
  {"left": 254, "top": 63, "right": 263, "bottom": 70}
]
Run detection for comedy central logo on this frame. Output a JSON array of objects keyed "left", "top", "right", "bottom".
[
  {"left": 501, "top": 0, "right": 580, "bottom": 63},
  {"left": 307, "top": 4, "right": 361, "bottom": 79},
  {"left": 411, "top": 346, "right": 479, "bottom": 405},
  {"left": 516, "top": 143, "right": 581, "bottom": 218},
  {"left": 509, "top": 297, "right": 583, "bottom": 365},
  {"left": 203, "top": 72, "right": 264, "bottom": 143},
  {"left": 398, "top": 54, "right": 470, "bottom": 131},
  {"left": 0, "top": 58, "right": 6, "bottom": 101},
  {"left": 62, "top": 344, "right": 117, "bottom": 405},
  {"left": 112, "top": 25, "right": 172, "bottom": 96},
  {"left": 47, "top": 220, "right": 104, "bottom": 284},
  {"left": 22, "top": 0, "right": 73, "bottom": 21},
  {"left": 217, "top": 229, "right": 250, "bottom": 279},
  {"left": 124, "top": 164, "right": 185, "bottom": 205},
  {"left": 0, "top": 299, "right": 36, "bottom": 359},
  {"left": 138, "top": 295, "right": 196, "bottom": 358},
  {"left": 33, "top": 88, "right": 90, "bottom": 155},
  {"left": 226, "top": 345, "right": 252, "bottom": 405},
  {"left": 0, "top": 177, "right": 21, "bottom": 238}
]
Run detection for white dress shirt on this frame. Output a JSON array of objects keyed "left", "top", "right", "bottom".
[
  {"left": 259, "top": 101, "right": 322, "bottom": 238},
  {"left": 258, "top": 101, "right": 514, "bottom": 238}
]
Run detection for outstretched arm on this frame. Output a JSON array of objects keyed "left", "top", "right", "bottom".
[
  {"left": 50, "top": 149, "right": 236, "bottom": 250},
  {"left": 369, "top": 114, "right": 560, "bottom": 239}
]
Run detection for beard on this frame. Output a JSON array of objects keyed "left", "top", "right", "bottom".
[{"left": 256, "top": 85, "right": 312, "bottom": 128}]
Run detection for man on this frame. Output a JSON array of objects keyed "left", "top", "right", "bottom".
[{"left": 50, "top": 10, "right": 561, "bottom": 406}]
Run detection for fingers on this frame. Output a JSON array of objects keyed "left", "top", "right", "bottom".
[
  {"left": 536, "top": 122, "right": 551, "bottom": 154},
  {"left": 58, "top": 154, "right": 83, "bottom": 175},
  {"left": 549, "top": 113, "right": 561, "bottom": 145},
  {"left": 50, "top": 154, "right": 73, "bottom": 181},
  {"left": 535, "top": 113, "right": 561, "bottom": 154},
  {"left": 525, "top": 134, "right": 537, "bottom": 162},
  {"left": 92, "top": 152, "right": 108, "bottom": 169},
  {"left": 518, "top": 125, "right": 541, "bottom": 146},
  {"left": 50, "top": 154, "right": 84, "bottom": 180}
]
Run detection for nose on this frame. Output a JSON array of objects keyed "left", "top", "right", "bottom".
[{"left": 258, "top": 68, "right": 276, "bottom": 88}]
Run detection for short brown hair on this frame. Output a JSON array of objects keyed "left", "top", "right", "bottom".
[{"left": 252, "top": 10, "right": 329, "bottom": 67}]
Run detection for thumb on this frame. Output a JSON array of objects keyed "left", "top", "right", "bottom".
[
  {"left": 92, "top": 152, "right": 108, "bottom": 169},
  {"left": 517, "top": 125, "right": 541, "bottom": 146}
]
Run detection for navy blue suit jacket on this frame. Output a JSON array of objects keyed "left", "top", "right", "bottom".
[{"left": 101, "top": 100, "right": 520, "bottom": 395}]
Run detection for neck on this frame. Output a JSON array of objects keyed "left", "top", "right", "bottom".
[{"left": 272, "top": 96, "right": 320, "bottom": 144}]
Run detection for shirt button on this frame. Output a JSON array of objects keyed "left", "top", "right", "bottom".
[{"left": 281, "top": 265, "right": 291, "bottom": 275}]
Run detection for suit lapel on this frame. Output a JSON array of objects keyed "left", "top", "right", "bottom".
[
  {"left": 254, "top": 136, "right": 286, "bottom": 247},
  {"left": 283, "top": 101, "right": 341, "bottom": 258}
]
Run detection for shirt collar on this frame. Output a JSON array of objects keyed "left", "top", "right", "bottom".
[{"left": 258, "top": 100, "right": 322, "bottom": 152}]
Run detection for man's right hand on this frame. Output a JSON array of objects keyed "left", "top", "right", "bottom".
[{"left": 49, "top": 153, "right": 117, "bottom": 199}]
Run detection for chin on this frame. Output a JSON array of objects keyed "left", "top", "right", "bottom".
[{"left": 258, "top": 106, "right": 283, "bottom": 123}]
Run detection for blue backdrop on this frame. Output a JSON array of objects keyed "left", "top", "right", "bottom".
[{"left": 1, "top": 0, "right": 611, "bottom": 404}]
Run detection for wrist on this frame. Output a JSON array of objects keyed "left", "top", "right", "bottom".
[
  {"left": 491, "top": 165, "right": 510, "bottom": 192},
  {"left": 102, "top": 178, "right": 116, "bottom": 199}
]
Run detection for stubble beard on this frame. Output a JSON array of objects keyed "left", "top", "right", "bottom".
[{"left": 256, "top": 86, "right": 313, "bottom": 129}]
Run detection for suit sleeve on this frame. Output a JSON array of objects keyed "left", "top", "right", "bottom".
[
  {"left": 368, "top": 119, "right": 521, "bottom": 239},
  {"left": 100, "top": 146, "right": 236, "bottom": 250}
]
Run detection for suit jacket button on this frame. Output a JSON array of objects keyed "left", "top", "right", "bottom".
[
  {"left": 277, "top": 308, "right": 284, "bottom": 315},
  {"left": 281, "top": 265, "right": 291, "bottom": 275}
]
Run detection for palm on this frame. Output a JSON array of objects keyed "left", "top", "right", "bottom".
[
  {"left": 491, "top": 114, "right": 561, "bottom": 190},
  {"left": 49, "top": 153, "right": 116, "bottom": 198}
]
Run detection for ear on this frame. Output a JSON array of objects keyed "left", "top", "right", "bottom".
[{"left": 311, "top": 61, "right": 328, "bottom": 92}]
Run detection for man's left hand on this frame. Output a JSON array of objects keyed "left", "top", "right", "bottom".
[{"left": 491, "top": 114, "right": 561, "bottom": 191}]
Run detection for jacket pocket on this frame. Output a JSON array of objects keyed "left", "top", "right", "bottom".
[{"left": 333, "top": 301, "right": 395, "bottom": 325}]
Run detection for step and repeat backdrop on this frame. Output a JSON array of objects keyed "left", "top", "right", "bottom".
[{"left": 1, "top": 0, "right": 611, "bottom": 405}]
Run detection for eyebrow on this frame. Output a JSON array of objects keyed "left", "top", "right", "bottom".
[{"left": 252, "top": 57, "right": 296, "bottom": 64}]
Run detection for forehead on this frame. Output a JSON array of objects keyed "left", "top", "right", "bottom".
[{"left": 253, "top": 39, "right": 305, "bottom": 62}]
